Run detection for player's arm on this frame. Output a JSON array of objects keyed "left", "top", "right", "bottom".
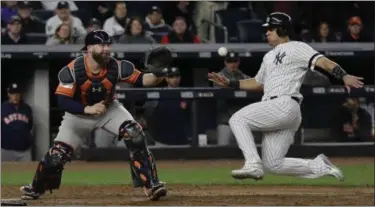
[
  {"left": 55, "top": 65, "right": 104, "bottom": 115},
  {"left": 208, "top": 74, "right": 263, "bottom": 91},
  {"left": 118, "top": 60, "right": 164, "bottom": 87},
  {"left": 236, "top": 78, "right": 263, "bottom": 91},
  {"left": 296, "top": 42, "right": 364, "bottom": 92},
  {"left": 314, "top": 57, "right": 363, "bottom": 91},
  {"left": 55, "top": 65, "right": 85, "bottom": 114},
  {"left": 208, "top": 62, "right": 265, "bottom": 91},
  {"left": 141, "top": 73, "right": 165, "bottom": 87}
]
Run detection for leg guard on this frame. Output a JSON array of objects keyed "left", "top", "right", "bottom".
[
  {"left": 31, "top": 141, "right": 73, "bottom": 194},
  {"left": 119, "top": 120, "right": 160, "bottom": 188}
]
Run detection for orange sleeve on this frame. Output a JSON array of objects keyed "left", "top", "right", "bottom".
[
  {"left": 161, "top": 35, "right": 169, "bottom": 44},
  {"left": 122, "top": 69, "right": 141, "bottom": 84},
  {"left": 55, "top": 60, "right": 76, "bottom": 97},
  {"left": 55, "top": 83, "right": 76, "bottom": 97}
]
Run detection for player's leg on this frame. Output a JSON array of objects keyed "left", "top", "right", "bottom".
[
  {"left": 262, "top": 129, "right": 344, "bottom": 180},
  {"left": 20, "top": 113, "right": 96, "bottom": 200},
  {"left": 229, "top": 97, "right": 301, "bottom": 179},
  {"left": 93, "top": 128, "right": 117, "bottom": 148},
  {"left": 98, "top": 100, "right": 166, "bottom": 201}
]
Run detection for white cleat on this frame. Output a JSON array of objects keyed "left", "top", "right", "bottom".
[
  {"left": 318, "top": 154, "right": 345, "bottom": 181},
  {"left": 231, "top": 166, "right": 264, "bottom": 180}
]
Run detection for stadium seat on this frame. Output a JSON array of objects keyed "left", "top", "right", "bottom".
[
  {"left": 236, "top": 19, "right": 265, "bottom": 43},
  {"left": 214, "top": 8, "right": 252, "bottom": 43}
]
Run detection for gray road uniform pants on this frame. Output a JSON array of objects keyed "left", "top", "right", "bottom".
[{"left": 55, "top": 100, "right": 132, "bottom": 150}]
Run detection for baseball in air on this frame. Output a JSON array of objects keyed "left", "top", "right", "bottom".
[{"left": 217, "top": 47, "right": 228, "bottom": 56}]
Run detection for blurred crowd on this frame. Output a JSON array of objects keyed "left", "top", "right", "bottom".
[{"left": 1, "top": 1, "right": 374, "bottom": 45}]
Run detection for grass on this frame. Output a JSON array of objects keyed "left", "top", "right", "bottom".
[{"left": 1, "top": 164, "right": 373, "bottom": 187}]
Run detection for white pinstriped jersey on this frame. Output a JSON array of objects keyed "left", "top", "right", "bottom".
[{"left": 255, "top": 41, "right": 324, "bottom": 100}]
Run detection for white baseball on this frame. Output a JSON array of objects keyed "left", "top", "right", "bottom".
[{"left": 217, "top": 47, "right": 228, "bottom": 57}]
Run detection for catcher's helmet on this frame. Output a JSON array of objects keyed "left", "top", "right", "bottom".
[
  {"left": 262, "top": 12, "right": 293, "bottom": 37},
  {"left": 81, "top": 30, "right": 112, "bottom": 51}
]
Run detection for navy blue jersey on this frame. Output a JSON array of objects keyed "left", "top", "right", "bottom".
[{"left": 1, "top": 101, "right": 33, "bottom": 151}]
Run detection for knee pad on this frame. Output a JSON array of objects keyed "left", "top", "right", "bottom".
[
  {"left": 119, "top": 120, "right": 146, "bottom": 150},
  {"left": 119, "top": 120, "right": 160, "bottom": 188},
  {"left": 32, "top": 142, "right": 73, "bottom": 193}
]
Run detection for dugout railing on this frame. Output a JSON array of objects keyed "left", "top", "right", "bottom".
[{"left": 1, "top": 43, "right": 374, "bottom": 160}]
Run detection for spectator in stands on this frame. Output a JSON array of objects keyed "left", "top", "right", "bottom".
[
  {"left": 342, "top": 16, "right": 369, "bottom": 42},
  {"left": 76, "top": 18, "right": 102, "bottom": 44},
  {"left": 161, "top": 17, "right": 200, "bottom": 44},
  {"left": 45, "top": 1, "right": 86, "bottom": 37},
  {"left": 143, "top": 67, "right": 191, "bottom": 145},
  {"left": 17, "top": 1, "right": 44, "bottom": 34},
  {"left": 313, "top": 21, "right": 337, "bottom": 43},
  {"left": 1, "top": 1, "right": 18, "bottom": 24},
  {"left": 333, "top": 98, "right": 373, "bottom": 142},
  {"left": 91, "top": 2, "right": 113, "bottom": 26},
  {"left": 1, "top": 16, "right": 29, "bottom": 45},
  {"left": 46, "top": 23, "right": 73, "bottom": 45},
  {"left": 1, "top": 83, "right": 33, "bottom": 161},
  {"left": 41, "top": 0, "right": 78, "bottom": 11},
  {"left": 143, "top": 6, "right": 172, "bottom": 42},
  {"left": 163, "top": 1, "right": 196, "bottom": 34},
  {"left": 103, "top": 2, "right": 130, "bottom": 37},
  {"left": 214, "top": 51, "right": 250, "bottom": 146},
  {"left": 118, "top": 17, "right": 155, "bottom": 44},
  {"left": 299, "top": 26, "right": 313, "bottom": 43}
]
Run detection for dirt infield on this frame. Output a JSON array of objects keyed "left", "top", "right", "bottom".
[
  {"left": 2, "top": 185, "right": 374, "bottom": 206},
  {"left": 2, "top": 158, "right": 374, "bottom": 206}
]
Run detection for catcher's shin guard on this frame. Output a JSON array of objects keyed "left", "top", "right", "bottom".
[
  {"left": 119, "top": 120, "right": 160, "bottom": 188},
  {"left": 31, "top": 142, "right": 73, "bottom": 194}
]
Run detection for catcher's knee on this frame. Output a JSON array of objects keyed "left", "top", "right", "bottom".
[
  {"left": 44, "top": 141, "right": 73, "bottom": 170},
  {"left": 119, "top": 120, "right": 146, "bottom": 150}
]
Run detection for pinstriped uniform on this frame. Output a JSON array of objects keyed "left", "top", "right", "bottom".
[{"left": 229, "top": 41, "right": 330, "bottom": 178}]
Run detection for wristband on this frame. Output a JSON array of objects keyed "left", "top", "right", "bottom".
[
  {"left": 228, "top": 80, "right": 240, "bottom": 90},
  {"left": 331, "top": 65, "right": 348, "bottom": 80}
]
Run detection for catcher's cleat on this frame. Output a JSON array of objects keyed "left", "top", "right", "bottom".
[
  {"left": 20, "top": 185, "right": 43, "bottom": 200},
  {"left": 144, "top": 182, "right": 167, "bottom": 201}
]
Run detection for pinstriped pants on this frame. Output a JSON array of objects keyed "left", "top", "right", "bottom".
[{"left": 229, "top": 96, "right": 328, "bottom": 178}]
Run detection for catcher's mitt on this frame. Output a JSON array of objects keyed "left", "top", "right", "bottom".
[{"left": 144, "top": 46, "right": 173, "bottom": 77}]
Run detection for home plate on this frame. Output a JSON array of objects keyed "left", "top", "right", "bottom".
[{"left": 1, "top": 199, "right": 27, "bottom": 206}]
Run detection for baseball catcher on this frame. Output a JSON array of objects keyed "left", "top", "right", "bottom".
[{"left": 20, "top": 30, "right": 173, "bottom": 201}]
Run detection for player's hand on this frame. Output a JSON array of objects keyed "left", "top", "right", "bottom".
[
  {"left": 208, "top": 72, "right": 229, "bottom": 87},
  {"left": 84, "top": 101, "right": 107, "bottom": 115},
  {"left": 343, "top": 75, "right": 364, "bottom": 93}
]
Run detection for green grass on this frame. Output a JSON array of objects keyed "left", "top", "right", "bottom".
[{"left": 1, "top": 164, "right": 373, "bottom": 187}]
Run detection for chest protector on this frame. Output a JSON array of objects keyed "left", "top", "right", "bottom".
[{"left": 72, "top": 56, "right": 119, "bottom": 106}]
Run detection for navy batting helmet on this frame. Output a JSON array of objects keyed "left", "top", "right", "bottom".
[
  {"left": 81, "top": 30, "right": 112, "bottom": 51},
  {"left": 262, "top": 12, "right": 293, "bottom": 37}
]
